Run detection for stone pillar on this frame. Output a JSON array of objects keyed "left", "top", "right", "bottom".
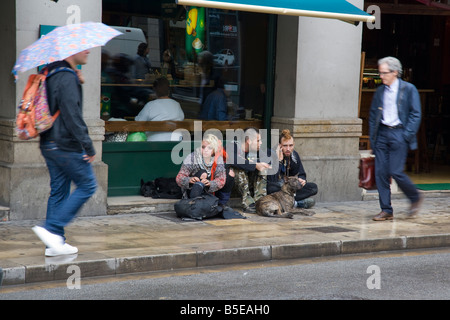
[
  {"left": 272, "top": 2, "right": 364, "bottom": 202},
  {"left": 0, "top": 0, "right": 107, "bottom": 220}
]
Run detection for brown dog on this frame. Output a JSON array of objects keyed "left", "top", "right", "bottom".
[{"left": 255, "top": 176, "right": 315, "bottom": 219}]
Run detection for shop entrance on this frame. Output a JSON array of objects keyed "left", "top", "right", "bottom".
[{"left": 360, "top": 6, "right": 450, "bottom": 191}]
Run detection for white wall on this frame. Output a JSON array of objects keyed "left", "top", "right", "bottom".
[
  {"left": 272, "top": 0, "right": 366, "bottom": 202},
  {"left": 295, "top": 2, "right": 363, "bottom": 119},
  {"left": 274, "top": 0, "right": 364, "bottom": 120}
]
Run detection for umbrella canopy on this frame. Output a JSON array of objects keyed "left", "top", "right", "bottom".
[{"left": 12, "top": 22, "right": 122, "bottom": 79}]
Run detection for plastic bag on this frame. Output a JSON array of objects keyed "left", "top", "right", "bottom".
[{"left": 126, "top": 132, "right": 147, "bottom": 142}]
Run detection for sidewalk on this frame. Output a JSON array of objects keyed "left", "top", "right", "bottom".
[{"left": 1, "top": 192, "right": 449, "bottom": 286}]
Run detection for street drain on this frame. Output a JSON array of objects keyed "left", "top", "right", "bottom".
[{"left": 306, "top": 226, "right": 355, "bottom": 233}]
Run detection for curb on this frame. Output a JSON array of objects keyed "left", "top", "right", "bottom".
[{"left": 2, "top": 234, "right": 450, "bottom": 286}]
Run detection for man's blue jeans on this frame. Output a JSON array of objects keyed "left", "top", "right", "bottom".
[
  {"left": 40, "top": 141, "right": 97, "bottom": 239},
  {"left": 373, "top": 125, "right": 419, "bottom": 214}
]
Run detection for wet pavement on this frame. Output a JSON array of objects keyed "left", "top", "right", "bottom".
[{"left": 0, "top": 192, "right": 449, "bottom": 286}]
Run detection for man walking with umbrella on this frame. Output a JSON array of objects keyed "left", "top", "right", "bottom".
[
  {"left": 12, "top": 22, "right": 121, "bottom": 256},
  {"left": 32, "top": 49, "right": 97, "bottom": 256}
]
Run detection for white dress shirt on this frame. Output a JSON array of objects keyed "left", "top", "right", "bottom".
[{"left": 381, "top": 78, "right": 402, "bottom": 127}]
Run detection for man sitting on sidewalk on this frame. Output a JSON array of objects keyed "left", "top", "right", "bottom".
[
  {"left": 226, "top": 127, "right": 273, "bottom": 213},
  {"left": 267, "top": 129, "right": 317, "bottom": 209}
]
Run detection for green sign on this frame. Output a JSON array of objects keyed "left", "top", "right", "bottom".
[{"left": 185, "top": 6, "right": 205, "bottom": 61}]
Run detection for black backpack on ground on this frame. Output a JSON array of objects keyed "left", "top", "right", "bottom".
[
  {"left": 174, "top": 193, "right": 223, "bottom": 220},
  {"left": 140, "top": 178, "right": 182, "bottom": 199}
]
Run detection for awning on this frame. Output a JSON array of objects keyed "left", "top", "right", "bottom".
[{"left": 176, "top": 0, "right": 375, "bottom": 24}]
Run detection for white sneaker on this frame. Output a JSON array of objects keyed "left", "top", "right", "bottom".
[
  {"left": 45, "top": 243, "right": 78, "bottom": 257},
  {"left": 32, "top": 226, "right": 64, "bottom": 249}
]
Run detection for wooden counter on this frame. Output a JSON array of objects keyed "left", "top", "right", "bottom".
[{"left": 104, "top": 119, "right": 263, "bottom": 133}]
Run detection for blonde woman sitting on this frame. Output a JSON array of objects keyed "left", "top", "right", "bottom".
[{"left": 176, "top": 134, "right": 234, "bottom": 206}]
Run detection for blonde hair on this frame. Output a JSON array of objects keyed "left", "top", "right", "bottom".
[
  {"left": 279, "top": 129, "right": 293, "bottom": 143},
  {"left": 203, "top": 134, "right": 220, "bottom": 154}
]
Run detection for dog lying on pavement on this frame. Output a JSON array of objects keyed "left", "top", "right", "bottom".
[{"left": 255, "top": 176, "right": 315, "bottom": 218}]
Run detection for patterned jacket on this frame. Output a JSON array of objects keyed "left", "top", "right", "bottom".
[{"left": 176, "top": 148, "right": 226, "bottom": 196}]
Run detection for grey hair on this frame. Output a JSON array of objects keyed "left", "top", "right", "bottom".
[{"left": 378, "top": 56, "right": 402, "bottom": 77}]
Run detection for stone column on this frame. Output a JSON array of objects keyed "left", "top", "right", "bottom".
[
  {"left": 272, "top": 4, "right": 364, "bottom": 202},
  {"left": 0, "top": 0, "right": 107, "bottom": 220}
]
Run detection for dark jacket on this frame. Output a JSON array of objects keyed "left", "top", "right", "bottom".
[
  {"left": 369, "top": 79, "right": 421, "bottom": 151},
  {"left": 198, "top": 88, "right": 228, "bottom": 121},
  {"left": 225, "top": 140, "right": 258, "bottom": 172},
  {"left": 267, "top": 150, "right": 306, "bottom": 183},
  {"left": 40, "top": 61, "right": 95, "bottom": 156}
]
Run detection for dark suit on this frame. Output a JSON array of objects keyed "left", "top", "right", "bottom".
[{"left": 369, "top": 78, "right": 422, "bottom": 214}]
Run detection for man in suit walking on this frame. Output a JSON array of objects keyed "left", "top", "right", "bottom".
[{"left": 369, "top": 56, "right": 423, "bottom": 221}]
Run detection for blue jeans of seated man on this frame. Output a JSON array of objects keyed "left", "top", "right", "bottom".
[
  {"left": 40, "top": 141, "right": 97, "bottom": 240},
  {"left": 373, "top": 125, "right": 419, "bottom": 214}
]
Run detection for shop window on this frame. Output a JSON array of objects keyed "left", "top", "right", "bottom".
[{"left": 101, "top": 6, "right": 268, "bottom": 137}]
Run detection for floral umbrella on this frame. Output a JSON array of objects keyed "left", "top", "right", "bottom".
[{"left": 12, "top": 22, "right": 122, "bottom": 80}]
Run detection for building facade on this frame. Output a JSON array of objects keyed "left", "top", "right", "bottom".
[{"left": 0, "top": 0, "right": 366, "bottom": 220}]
